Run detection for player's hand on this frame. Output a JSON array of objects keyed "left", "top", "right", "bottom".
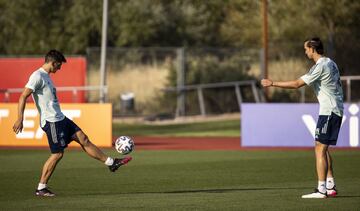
[
  {"left": 13, "top": 119, "right": 23, "bottom": 134},
  {"left": 261, "top": 79, "right": 273, "bottom": 87}
]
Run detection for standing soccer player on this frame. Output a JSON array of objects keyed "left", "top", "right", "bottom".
[
  {"left": 12, "top": 50, "right": 132, "bottom": 197},
  {"left": 261, "top": 37, "right": 343, "bottom": 198}
]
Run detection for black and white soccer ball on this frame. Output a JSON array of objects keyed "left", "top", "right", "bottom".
[{"left": 115, "top": 136, "right": 134, "bottom": 155}]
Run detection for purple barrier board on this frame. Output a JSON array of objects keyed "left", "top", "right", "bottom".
[{"left": 241, "top": 103, "right": 359, "bottom": 147}]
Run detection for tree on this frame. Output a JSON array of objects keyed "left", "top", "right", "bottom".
[
  {"left": 110, "top": 0, "right": 227, "bottom": 47},
  {"left": 0, "top": 0, "right": 73, "bottom": 54},
  {"left": 268, "top": 0, "right": 360, "bottom": 74},
  {"left": 63, "top": 0, "right": 103, "bottom": 53},
  {"left": 219, "top": 0, "right": 262, "bottom": 47}
]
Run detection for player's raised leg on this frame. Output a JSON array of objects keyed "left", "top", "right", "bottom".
[
  {"left": 72, "top": 130, "right": 132, "bottom": 172},
  {"left": 73, "top": 130, "right": 108, "bottom": 162}
]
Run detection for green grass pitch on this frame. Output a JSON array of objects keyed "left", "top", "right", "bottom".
[
  {"left": 113, "top": 120, "right": 241, "bottom": 137},
  {"left": 0, "top": 149, "right": 359, "bottom": 210}
]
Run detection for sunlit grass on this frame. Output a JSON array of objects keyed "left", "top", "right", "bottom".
[{"left": 113, "top": 119, "right": 241, "bottom": 137}]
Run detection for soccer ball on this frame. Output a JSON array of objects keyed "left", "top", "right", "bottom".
[{"left": 115, "top": 136, "right": 134, "bottom": 155}]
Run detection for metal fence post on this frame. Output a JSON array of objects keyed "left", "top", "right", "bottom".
[
  {"left": 251, "top": 82, "right": 260, "bottom": 103},
  {"left": 346, "top": 78, "right": 351, "bottom": 103},
  {"left": 176, "top": 48, "right": 185, "bottom": 117},
  {"left": 300, "top": 87, "right": 305, "bottom": 103},
  {"left": 197, "top": 87, "right": 206, "bottom": 116},
  {"left": 235, "top": 85, "right": 243, "bottom": 112},
  {"left": 4, "top": 91, "right": 9, "bottom": 102},
  {"left": 99, "top": 0, "right": 108, "bottom": 103},
  {"left": 72, "top": 89, "right": 78, "bottom": 102}
]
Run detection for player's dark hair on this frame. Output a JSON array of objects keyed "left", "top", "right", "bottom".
[
  {"left": 45, "top": 49, "right": 67, "bottom": 63},
  {"left": 305, "top": 37, "right": 324, "bottom": 55}
]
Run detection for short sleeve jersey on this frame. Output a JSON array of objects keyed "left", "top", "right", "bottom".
[
  {"left": 25, "top": 68, "right": 65, "bottom": 127},
  {"left": 300, "top": 57, "right": 344, "bottom": 116}
]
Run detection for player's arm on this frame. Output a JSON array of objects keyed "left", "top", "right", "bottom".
[
  {"left": 261, "top": 78, "right": 306, "bottom": 89},
  {"left": 13, "top": 88, "right": 33, "bottom": 134}
]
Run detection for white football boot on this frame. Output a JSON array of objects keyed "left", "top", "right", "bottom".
[{"left": 301, "top": 189, "right": 327, "bottom": 199}]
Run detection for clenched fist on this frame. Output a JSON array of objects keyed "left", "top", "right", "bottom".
[{"left": 261, "top": 79, "right": 273, "bottom": 87}]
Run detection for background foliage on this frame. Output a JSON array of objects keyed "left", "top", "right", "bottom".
[
  {"left": 1, "top": 0, "right": 360, "bottom": 114},
  {"left": 1, "top": 0, "right": 359, "bottom": 74}
]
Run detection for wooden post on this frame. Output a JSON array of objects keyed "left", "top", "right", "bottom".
[{"left": 262, "top": 0, "right": 269, "bottom": 99}]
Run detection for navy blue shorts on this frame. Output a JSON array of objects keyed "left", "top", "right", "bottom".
[
  {"left": 315, "top": 112, "right": 342, "bottom": 145},
  {"left": 41, "top": 117, "right": 81, "bottom": 153}
]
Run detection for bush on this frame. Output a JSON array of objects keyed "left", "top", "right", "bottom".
[{"left": 162, "top": 49, "right": 258, "bottom": 115}]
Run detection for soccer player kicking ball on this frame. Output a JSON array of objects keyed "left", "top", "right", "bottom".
[
  {"left": 13, "top": 50, "right": 132, "bottom": 197},
  {"left": 261, "top": 37, "right": 343, "bottom": 199}
]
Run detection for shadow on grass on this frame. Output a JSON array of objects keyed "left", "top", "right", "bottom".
[
  {"left": 333, "top": 196, "right": 360, "bottom": 198},
  {"left": 71, "top": 186, "right": 315, "bottom": 196},
  {"left": 161, "top": 187, "right": 309, "bottom": 194}
]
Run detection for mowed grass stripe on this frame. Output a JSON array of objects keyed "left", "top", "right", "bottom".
[
  {"left": 113, "top": 119, "right": 241, "bottom": 137},
  {"left": 0, "top": 150, "right": 359, "bottom": 210}
]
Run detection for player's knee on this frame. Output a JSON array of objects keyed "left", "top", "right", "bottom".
[
  {"left": 75, "top": 131, "right": 93, "bottom": 147},
  {"left": 315, "top": 145, "right": 327, "bottom": 158},
  {"left": 81, "top": 134, "right": 91, "bottom": 146},
  {"left": 51, "top": 152, "right": 63, "bottom": 161}
]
